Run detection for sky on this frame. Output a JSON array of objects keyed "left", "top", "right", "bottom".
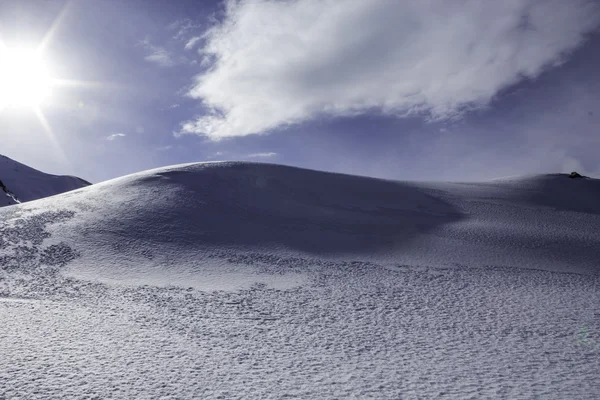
[{"left": 0, "top": 0, "right": 599, "bottom": 183}]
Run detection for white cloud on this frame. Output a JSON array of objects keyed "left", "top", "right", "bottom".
[
  {"left": 180, "top": 0, "right": 600, "bottom": 139},
  {"left": 247, "top": 152, "right": 277, "bottom": 158},
  {"left": 107, "top": 133, "right": 126, "bottom": 141},
  {"left": 185, "top": 36, "right": 202, "bottom": 50},
  {"left": 141, "top": 39, "right": 175, "bottom": 67}
]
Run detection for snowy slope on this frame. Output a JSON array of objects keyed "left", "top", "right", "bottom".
[
  {"left": 23, "top": 161, "right": 600, "bottom": 279},
  {"left": 0, "top": 154, "right": 91, "bottom": 206},
  {"left": 0, "top": 162, "right": 599, "bottom": 399}
]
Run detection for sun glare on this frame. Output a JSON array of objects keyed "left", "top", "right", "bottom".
[{"left": 0, "top": 47, "right": 53, "bottom": 109}]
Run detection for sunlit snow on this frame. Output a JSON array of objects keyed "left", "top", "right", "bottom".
[{"left": 1, "top": 160, "right": 599, "bottom": 399}]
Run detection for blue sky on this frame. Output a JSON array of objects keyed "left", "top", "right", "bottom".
[{"left": 1, "top": 0, "right": 599, "bottom": 183}]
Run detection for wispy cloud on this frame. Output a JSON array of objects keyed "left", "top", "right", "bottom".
[
  {"left": 156, "top": 145, "right": 173, "bottom": 151},
  {"left": 185, "top": 36, "right": 202, "bottom": 51},
  {"left": 107, "top": 133, "right": 126, "bottom": 141},
  {"left": 247, "top": 152, "right": 277, "bottom": 158},
  {"left": 179, "top": 0, "right": 600, "bottom": 140},
  {"left": 170, "top": 18, "right": 203, "bottom": 42},
  {"left": 140, "top": 39, "right": 175, "bottom": 67},
  {"left": 205, "top": 151, "right": 226, "bottom": 160}
]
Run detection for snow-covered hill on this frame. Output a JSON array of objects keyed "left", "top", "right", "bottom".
[
  {"left": 1, "top": 162, "right": 599, "bottom": 399},
  {"left": 0, "top": 154, "right": 90, "bottom": 206}
]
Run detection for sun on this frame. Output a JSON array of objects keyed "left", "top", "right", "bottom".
[{"left": 0, "top": 47, "right": 53, "bottom": 109}]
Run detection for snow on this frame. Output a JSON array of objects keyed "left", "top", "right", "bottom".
[
  {"left": 0, "top": 161, "right": 599, "bottom": 399},
  {"left": 0, "top": 154, "right": 90, "bottom": 206}
]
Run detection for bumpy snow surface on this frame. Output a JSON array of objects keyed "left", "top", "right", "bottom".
[
  {"left": 0, "top": 154, "right": 90, "bottom": 206},
  {"left": 1, "top": 161, "right": 599, "bottom": 399}
]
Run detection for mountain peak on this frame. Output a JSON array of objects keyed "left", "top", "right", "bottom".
[{"left": 0, "top": 154, "right": 91, "bottom": 206}]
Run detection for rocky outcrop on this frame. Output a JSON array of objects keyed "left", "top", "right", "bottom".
[
  {"left": 568, "top": 171, "right": 586, "bottom": 179},
  {"left": 0, "top": 179, "right": 21, "bottom": 205}
]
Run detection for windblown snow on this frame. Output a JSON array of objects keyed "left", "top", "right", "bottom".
[{"left": 1, "top": 161, "right": 599, "bottom": 399}]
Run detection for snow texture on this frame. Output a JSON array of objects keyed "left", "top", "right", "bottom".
[
  {"left": 0, "top": 154, "right": 90, "bottom": 206},
  {"left": 0, "top": 161, "right": 599, "bottom": 399}
]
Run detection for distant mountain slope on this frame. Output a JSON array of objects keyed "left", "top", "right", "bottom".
[{"left": 0, "top": 154, "right": 91, "bottom": 206}]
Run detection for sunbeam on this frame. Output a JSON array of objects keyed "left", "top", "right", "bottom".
[
  {"left": 37, "top": 1, "right": 73, "bottom": 56},
  {"left": 0, "top": 0, "right": 103, "bottom": 161},
  {"left": 52, "top": 78, "right": 108, "bottom": 89},
  {"left": 33, "top": 106, "right": 66, "bottom": 163}
]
